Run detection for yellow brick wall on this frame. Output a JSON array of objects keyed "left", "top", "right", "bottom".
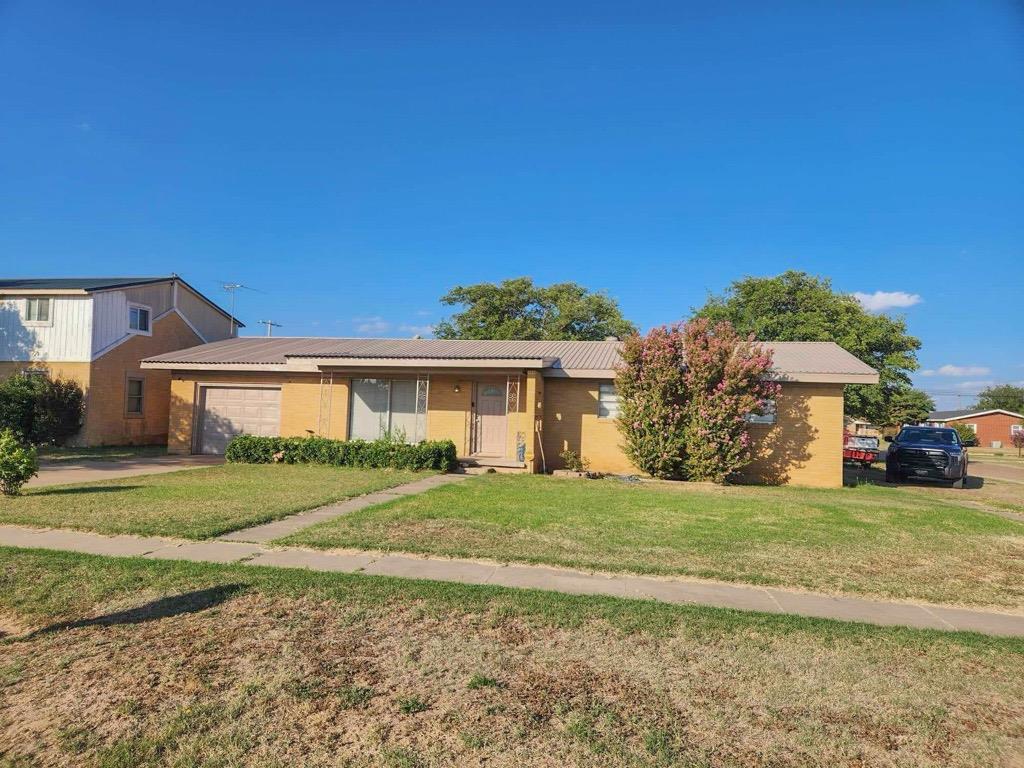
[
  {"left": 426, "top": 375, "right": 473, "bottom": 454},
  {"left": 741, "top": 382, "right": 844, "bottom": 488},
  {"left": 82, "top": 312, "right": 203, "bottom": 446},
  {"left": 280, "top": 376, "right": 349, "bottom": 439},
  {"left": 541, "top": 378, "right": 635, "bottom": 474},
  {"left": 0, "top": 361, "right": 91, "bottom": 388}
]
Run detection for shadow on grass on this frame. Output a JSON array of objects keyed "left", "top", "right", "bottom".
[
  {"left": 28, "top": 485, "right": 144, "bottom": 496},
  {"left": 17, "top": 584, "right": 245, "bottom": 640}
]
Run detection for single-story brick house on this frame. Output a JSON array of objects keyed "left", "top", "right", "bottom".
[
  {"left": 141, "top": 338, "right": 878, "bottom": 487},
  {"left": 925, "top": 408, "right": 1024, "bottom": 448}
]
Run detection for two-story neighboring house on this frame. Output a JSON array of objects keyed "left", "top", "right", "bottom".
[{"left": 0, "top": 276, "right": 239, "bottom": 446}]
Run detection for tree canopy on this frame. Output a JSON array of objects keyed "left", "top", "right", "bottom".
[
  {"left": 693, "top": 271, "right": 924, "bottom": 425},
  {"left": 434, "top": 277, "right": 637, "bottom": 341},
  {"left": 975, "top": 384, "right": 1024, "bottom": 414}
]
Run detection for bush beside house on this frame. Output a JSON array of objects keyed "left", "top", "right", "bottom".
[
  {"left": 0, "top": 428, "right": 38, "bottom": 496},
  {"left": 0, "top": 374, "right": 85, "bottom": 446},
  {"left": 225, "top": 435, "right": 458, "bottom": 472}
]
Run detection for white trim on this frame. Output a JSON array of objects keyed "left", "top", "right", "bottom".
[
  {"left": 22, "top": 297, "right": 53, "bottom": 327},
  {"left": 0, "top": 288, "right": 87, "bottom": 295},
  {"left": 170, "top": 306, "right": 209, "bottom": 344},
  {"left": 92, "top": 308, "right": 203, "bottom": 361},
  {"left": 290, "top": 356, "right": 551, "bottom": 370},
  {"left": 128, "top": 302, "right": 153, "bottom": 336},
  {"left": 935, "top": 409, "right": 1024, "bottom": 422},
  {"left": 141, "top": 361, "right": 289, "bottom": 371}
]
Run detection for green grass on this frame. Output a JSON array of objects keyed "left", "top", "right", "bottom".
[
  {"left": 281, "top": 474, "right": 1024, "bottom": 609},
  {"left": 37, "top": 444, "right": 169, "bottom": 462},
  {"left": 0, "top": 464, "right": 427, "bottom": 539}
]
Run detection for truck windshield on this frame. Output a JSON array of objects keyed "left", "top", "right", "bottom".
[{"left": 897, "top": 428, "right": 958, "bottom": 445}]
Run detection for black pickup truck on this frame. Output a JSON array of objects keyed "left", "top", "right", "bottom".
[{"left": 885, "top": 426, "right": 969, "bottom": 488}]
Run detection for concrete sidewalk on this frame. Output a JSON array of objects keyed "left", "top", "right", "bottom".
[
  {"left": 29, "top": 455, "right": 224, "bottom": 488},
  {"left": 218, "top": 473, "right": 470, "bottom": 543},
  {"left": 2, "top": 522, "right": 1023, "bottom": 637}
]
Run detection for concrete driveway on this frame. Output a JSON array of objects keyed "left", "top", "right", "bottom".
[
  {"left": 968, "top": 460, "right": 1024, "bottom": 485},
  {"left": 29, "top": 455, "right": 225, "bottom": 488}
]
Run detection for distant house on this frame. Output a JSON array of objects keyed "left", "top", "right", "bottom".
[
  {"left": 926, "top": 408, "right": 1024, "bottom": 448},
  {"left": 0, "top": 276, "right": 239, "bottom": 446},
  {"left": 142, "top": 338, "right": 878, "bottom": 488}
]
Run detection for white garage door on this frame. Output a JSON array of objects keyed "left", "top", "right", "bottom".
[{"left": 198, "top": 386, "right": 281, "bottom": 454}]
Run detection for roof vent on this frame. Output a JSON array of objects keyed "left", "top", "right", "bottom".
[{"left": 604, "top": 335, "right": 619, "bottom": 342}]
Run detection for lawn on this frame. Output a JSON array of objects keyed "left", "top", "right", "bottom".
[
  {"left": 0, "top": 464, "right": 426, "bottom": 539},
  {"left": 38, "top": 444, "right": 169, "bottom": 462},
  {"left": 1, "top": 547, "right": 1022, "bottom": 767},
  {"left": 281, "top": 474, "right": 1024, "bottom": 610}
]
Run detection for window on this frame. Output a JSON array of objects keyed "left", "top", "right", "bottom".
[
  {"left": 745, "top": 399, "right": 777, "bottom": 425},
  {"left": 349, "top": 379, "right": 420, "bottom": 441},
  {"left": 126, "top": 377, "right": 144, "bottom": 415},
  {"left": 1012, "top": 424, "right": 1023, "bottom": 436},
  {"left": 24, "top": 297, "right": 50, "bottom": 324},
  {"left": 962, "top": 423, "right": 978, "bottom": 434},
  {"left": 129, "top": 305, "right": 151, "bottom": 333},
  {"left": 597, "top": 383, "right": 619, "bottom": 419},
  {"left": 21, "top": 368, "right": 47, "bottom": 379}
]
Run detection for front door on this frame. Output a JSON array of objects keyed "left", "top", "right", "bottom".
[{"left": 473, "top": 382, "right": 507, "bottom": 456}]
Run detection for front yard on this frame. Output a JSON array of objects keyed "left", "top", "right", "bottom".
[
  {"left": 281, "top": 474, "right": 1024, "bottom": 610},
  {"left": 0, "top": 464, "right": 427, "bottom": 539},
  {"left": 1, "top": 547, "right": 1022, "bottom": 767}
]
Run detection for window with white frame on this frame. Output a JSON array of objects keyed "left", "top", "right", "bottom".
[
  {"left": 349, "top": 379, "right": 419, "bottom": 442},
  {"left": 24, "top": 297, "right": 51, "bottom": 324},
  {"left": 21, "top": 368, "right": 47, "bottom": 379},
  {"left": 963, "top": 423, "right": 978, "bottom": 433},
  {"left": 1011, "top": 424, "right": 1023, "bottom": 436},
  {"left": 129, "top": 305, "right": 151, "bottom": 333},
  {"left": 597, "top": 383, "right": 619, "bottom": 419},
  {"left": 745, "top": 399, "right": 777, "bottom": 425},
  {"left": 126, "top": 377, "right": 144, "bottom": 415}
]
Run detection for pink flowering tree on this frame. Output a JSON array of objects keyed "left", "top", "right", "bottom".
[
  {"left": 1012, "top": 425, "right": 1024, "bottom": 458},
  {"left": 615, "top": 323, "right": 689, "bottom": 479},
  {"left": 681, "top": 318, "right": 779, "bottom": 483}
]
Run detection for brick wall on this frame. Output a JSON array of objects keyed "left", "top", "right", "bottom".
[
  {"left": 82, "top": 312, "right": 202, "bottom": 446},
  {"left": 541, "top": 378, "right": 634, "bottom": 474},
  {"left": 946, "top": 413, "right": 1024, "bottom": 448},
  {"left": 741, "top": 382, "right": 844, "bottom": 488},
  {"left": 426, "top": 375, "right": 473, "bottom": 454}
]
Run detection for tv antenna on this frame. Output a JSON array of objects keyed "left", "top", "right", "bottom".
[
  {"left": 218, "top": 281, "right": 262, "bottom": 336},
  {"left": 258, "top": 319, "right": 282, "bottom": 337}
]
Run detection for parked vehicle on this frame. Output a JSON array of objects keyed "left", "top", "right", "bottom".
[
  {"left": 843, "top": 431, "right": 879, "bottom": 468},
  {"left": 884, "top": 426, "right": 968, "bottom": 488}
]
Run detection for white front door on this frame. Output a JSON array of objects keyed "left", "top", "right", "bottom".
[{"left": 473, "top": 382, "right": 507, "bottom": 456}]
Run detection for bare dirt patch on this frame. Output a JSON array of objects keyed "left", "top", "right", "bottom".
[{"left": 2, "top": 591, "right": 1023, "bottom": 767}]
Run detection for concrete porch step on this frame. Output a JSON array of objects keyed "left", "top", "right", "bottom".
[{"left": 457, "top": 456, "right": 530, "bottom": 474}]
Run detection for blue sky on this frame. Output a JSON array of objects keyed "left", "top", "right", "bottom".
[{"left": 1, "top": 1, "right": 1022, "bottom": 409}]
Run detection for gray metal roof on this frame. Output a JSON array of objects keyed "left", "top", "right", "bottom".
[
  {"left": 143, "top": 336, "right": 879, "bottom": 378},
  {"left": 0, "top": 277, "right": 173, "bottom": 291}
]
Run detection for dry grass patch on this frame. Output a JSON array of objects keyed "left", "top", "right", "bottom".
[{"left": 1, "top": 548, "right": 1023, "bottom": 767}]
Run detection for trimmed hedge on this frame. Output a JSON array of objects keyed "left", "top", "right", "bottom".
[{"left": 224, "top": 435, "right": 458, "bottom": 472}]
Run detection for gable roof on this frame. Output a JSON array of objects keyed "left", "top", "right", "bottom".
[
  {"left": 142, "top": 337, "right": 879, "bottom": 383},
  {"left": 0, "top": 275, "right": 243, "bottom": 327},
  {"left": 928, "top": 408, "right": 1024, "bottom": 421}
]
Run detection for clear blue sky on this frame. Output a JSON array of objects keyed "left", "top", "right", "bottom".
[{"left": 2, "top": 1, "right": 1022, "bottom": 409}]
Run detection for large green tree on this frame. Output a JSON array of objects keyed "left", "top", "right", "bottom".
[
  {"left": 975, "top": 384, "right": 1024, "bottom": 414},
  {"left": 434, "top": 277, "right": 636, "bottom": 341},
  {"left": 694, "top": 271, "right": 923, "bottom": 425}
]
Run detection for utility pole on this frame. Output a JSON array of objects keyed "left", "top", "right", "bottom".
[{"left": 258, "top": 320, "right": 282, "bottom": 337}]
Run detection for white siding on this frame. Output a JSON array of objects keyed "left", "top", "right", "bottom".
[
  {"left": 0, "top": 296, "right": 92, "bottom": 361},
  {"left": 91, "top": 290, "right": 134, "bottom": 356}
]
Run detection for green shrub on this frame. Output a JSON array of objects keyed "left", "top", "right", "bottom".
[
  {"left": 0, "top": 428, "right": 39, "bottom": 496},
  {"left": 558, "top": 449, "right": 589, "bottom": 473},
  {"left": 0, "top": 374, "right": 84, "bottom": 446},
  {"left": 224, "top": 434, "right": 457, "bottom": 472}
]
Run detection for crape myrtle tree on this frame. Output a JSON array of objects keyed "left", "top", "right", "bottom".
[{"left": 615, "top": 319, "right": 777, "bottom": 482}]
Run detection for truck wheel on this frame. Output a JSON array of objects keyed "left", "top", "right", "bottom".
[
  {"left": 953, "top": 474, "right": 965, "bottom": 489},
  {"left": 885, "top": 467, "right": 898, "bottom": 483}
]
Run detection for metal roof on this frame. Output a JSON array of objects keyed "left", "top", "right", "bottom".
[
  {"left": 143, "top": 337, "right": 879, "bottom": 380},
  {"left": 0, "top": 277, "right": 174, "bottom": 291},
  {"left": 928, "top": 408, "right": 1024, "bottom": 421}
]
